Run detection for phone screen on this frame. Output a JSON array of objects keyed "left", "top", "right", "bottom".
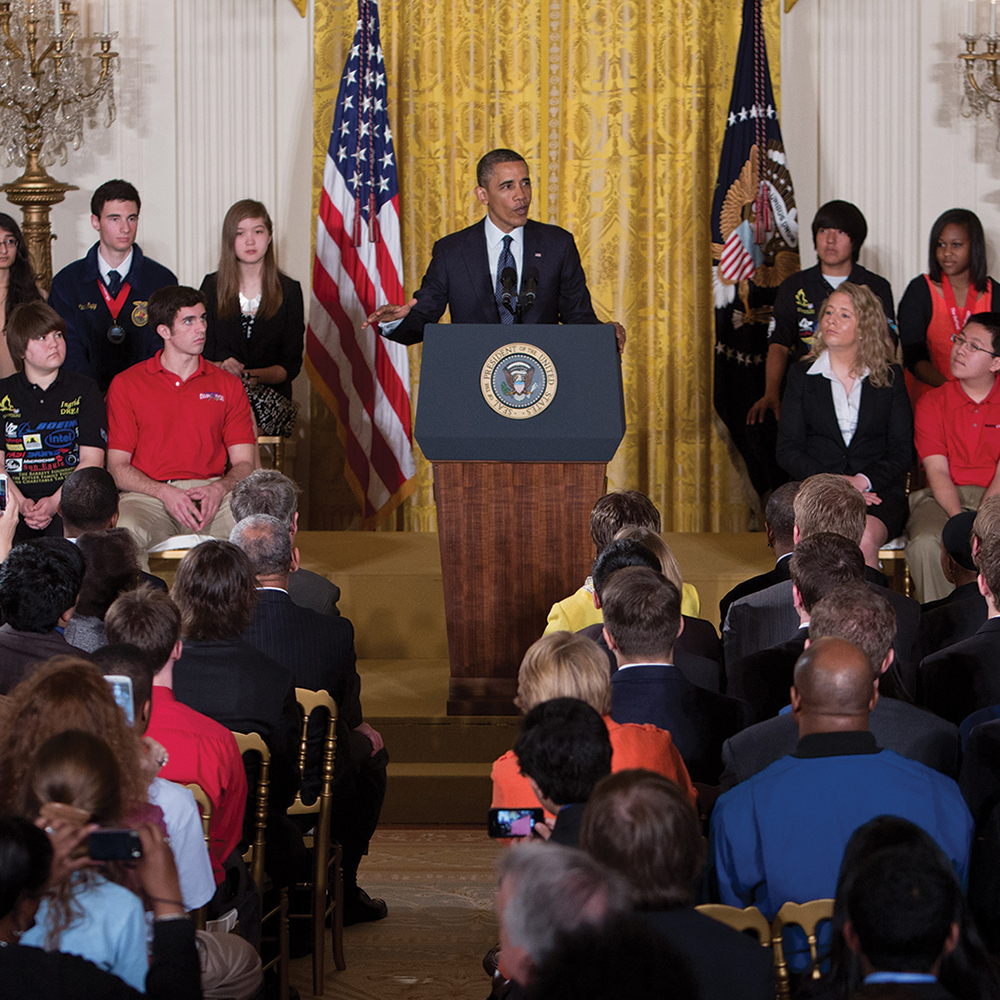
[
  {"left": 488, "top": 807, "right": 544, "bottom": 838},
  {"left": 104, "top": 675, "right": 134, "bottom": 727}
]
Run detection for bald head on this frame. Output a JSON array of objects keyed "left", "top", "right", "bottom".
[{"left": 791, "top": 636, "right": 876, "bottom": 736}]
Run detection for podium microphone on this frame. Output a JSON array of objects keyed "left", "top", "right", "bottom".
[
  {"left": 501, "top": 267, "right": 517, "bottom": 311},
  {"left": 522, "top": 266, "right": 538, "bottom": 310}
]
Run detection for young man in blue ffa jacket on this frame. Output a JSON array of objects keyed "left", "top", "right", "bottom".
[{"left": 50, "top": 179, "right": 177, "bottom": 392}]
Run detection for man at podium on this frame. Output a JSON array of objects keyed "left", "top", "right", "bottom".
[{"left": 364, "top": 148, "right": 626, "bottom": 352}]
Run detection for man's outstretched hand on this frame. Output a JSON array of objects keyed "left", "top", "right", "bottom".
[{"left": 362, "top": 298, "right": 417, "bottom": 331}]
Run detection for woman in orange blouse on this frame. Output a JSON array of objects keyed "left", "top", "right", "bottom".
[{"left": 490, "top": 631, "right": 697, "bottom": 822}]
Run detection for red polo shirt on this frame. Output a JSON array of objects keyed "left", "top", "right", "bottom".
[
  {"left": 106, "top": 352, "right": 254, "bottom": 481},
  {"left": 147, "top": 686, "right": 248, "bottom": 884},
  {"left": 915, "top": 376, "right": 1000, "bottom": 487}
]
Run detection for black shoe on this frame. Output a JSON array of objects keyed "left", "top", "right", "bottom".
[{"left": 342, "top": 888, "right": 388, "bottom": 925}]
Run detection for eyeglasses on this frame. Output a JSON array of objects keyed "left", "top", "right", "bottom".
[
  {"left": 951, "top": 333, "right": 999, "bottom": 357},
  {"left": 0, "top": 238, "right": 17, "bottom": 250}
]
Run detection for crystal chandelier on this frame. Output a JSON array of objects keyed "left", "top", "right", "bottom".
[{"left": 0, "top": 1, "right": 118, "bottom": 287}]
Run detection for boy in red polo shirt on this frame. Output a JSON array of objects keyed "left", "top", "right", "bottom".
[
  {"left": 908, "top": 312, "right": 1000, "bottom": 601},
  {"left": 106, "top": 285, "right": 256, "bottom": 564}
]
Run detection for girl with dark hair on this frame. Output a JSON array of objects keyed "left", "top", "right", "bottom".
[
  {"left": 0, "top": 813, "right": 200, "bottom": 999},
  {"left": 899, "top": 208, "right": 999, "bottom": 404},
  {"left": 0, "top": 212, "right": 43, "bottom": 379},
  {"left": 200, "top": 200, "right": 304, "bottom": 434}
]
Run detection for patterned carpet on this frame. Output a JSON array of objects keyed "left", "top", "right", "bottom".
[{"left": 289, "top": 826, "right": 502, "bottom": 1000}]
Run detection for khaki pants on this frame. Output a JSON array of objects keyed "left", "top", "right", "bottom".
[
  {"left": 118, "top": 478, "right": 237, "bottom": 570},
  {"left": 905, "top": 484, "right": 985, "bottom": 603},
  {"left": 196, "top": 929, "right": 262, "bottom": 1000}
]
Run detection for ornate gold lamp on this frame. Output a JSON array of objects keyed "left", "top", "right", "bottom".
[{"left": 0, "top": 1, "right": 117, "bottom": 288}]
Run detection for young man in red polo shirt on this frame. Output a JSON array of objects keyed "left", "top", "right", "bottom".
[
  {"left": 907, "top": 312, "right": 1000, "bottom": 602},
  {"left": 105, "top": 285, "right": 256, "bottom": 563}
]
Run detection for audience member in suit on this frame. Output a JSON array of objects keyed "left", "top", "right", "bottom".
[
  {"left": 921, "top": 499, "right": 1000, "bottom": 724},
  {"left": 584, "top": 537, "right": 722, "bottom": 692},
  {"left": 490, "top": 631, "right": 696, "bottom": 821},
  {"left": 231, "top": 513, "right": 387, "bottom": 924},
  {"left": 724, "top": 473, "right": 921, "bottom": 695},
  {"left": 719, "top": 479, "right": 800, "bottom": 628},
  {"left": 817, "top": 817, "right": 1000, "bottom": 1000},
  {"left": 494, "top": 840, "right": 630, "bottom": 996},
  {"left": 708, "top": 639, "right": 972, "bottom": 938},
  {"left": 170, "top": 539, "right": 305, "bottom": 889},
  {"left": 579, "top": 769, "right": 774, "bottom": 1000},
  {"left": 514, "top": 698, "right": 612, "bottom": 847},
  {"left": 721, "top": 587, "right": 960, "bottom": 791},
  {"left": 0, "top": 538, "right": 89, "bottom": 693},
  {"left": 59, "top": 466, "right": 168, "bottom": 591},
  {"left": 229, "top": 468, "right": 341, "bottom": 617},
  {"left": 959, "top": 716, "right": 1000, "bottom": 950},
  {"left": 605, "top": 567, "right": 752, "bottom": 783},
  {"left": 920, "top": 510, "right": 988, "bottom": 656},
  {"left": 542, "top": 489, "right": 701, "bottom": 635},
  {"left": 729, "top": 532, "right": 868, "bottom": 721}
]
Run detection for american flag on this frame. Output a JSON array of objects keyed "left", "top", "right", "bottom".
[{"left": 305, "top": 0, "right": 415, "bottom": 528}]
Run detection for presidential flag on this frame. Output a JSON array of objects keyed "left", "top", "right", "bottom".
[
  {"left": 305, "top": 0, "right": 416, "bottom": 528},
  {"left": 711, "top": 0, "right": 799, "bottom": 500}
]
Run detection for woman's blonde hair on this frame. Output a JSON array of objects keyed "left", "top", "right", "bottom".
[
  {"left": 807, "top": 281, "right": 895, "bottom": 388},
  {"left": 613, "top": 526, "right": 683, "bottom": 591},
  {"left": 514, "top": 632, "right": 611, "bottom": 715}
]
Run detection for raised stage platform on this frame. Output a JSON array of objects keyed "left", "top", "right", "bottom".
[{"left": 154, "top": 530, "right": 775, "bottom": 824}]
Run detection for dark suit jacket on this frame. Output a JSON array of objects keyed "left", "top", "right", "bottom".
[
  {"left": 920, "top": 617, "right": 1000, "bottom": 724},
  {"left": 720, "top": 696, "right": 960, "bottom": 791},
  {"left": 201, "top": 271, "right": 304, "bottom": 398},
  {"left": 549, "top": 803, "right": 585, "bottom": 847},
  {"left": 728, "top": 629, "right": 807, "bottom": 723},
  {"left": 287, "top": 567, "right": 340, "bottom": 617},
  {"left": 242, "top": 589, "right": 360, "bottom": 725},
  {"left": 579, "top": 622, "right": 724, "bottom": 694},
  {"left": 920, "top": 582, "right": 987, "bottom": 657},
  {"left": 719, "top": 554, "right": 792, "bottom": 629},
  {"left": 638, "top": 908, "right": 774, "bottom": 1000},
  {"left": 0, "top": 625, "right": 91, "bottom": 695},
  {"left": 610, "top": 663, "right": 752, "bottom": 783},
  {"left": 385, "top": 219, "right": 599, "bottom": 345},
  {"left": 776, "top": 361, "right": 913, "bottom": 523},
  {"left": 172, "top": 637, "right": 300, "bottom": 812},
  {"left": 723, "top": 575, "right": 921, "bottom": 700}
]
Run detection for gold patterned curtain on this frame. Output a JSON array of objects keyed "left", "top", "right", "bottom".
[{"left": 310, "top": 0, "right": 781, "bottom": 533}]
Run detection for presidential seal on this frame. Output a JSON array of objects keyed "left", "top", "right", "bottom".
[{"left": 480, "top": 343, "right": 557, "bottom": 420}]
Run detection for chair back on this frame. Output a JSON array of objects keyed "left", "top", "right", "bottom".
[
  {"left": 183, "top": 782, "right": 213, "bottom": 848},
  {"left": 288, "top": 688, "right": 338, "bottom": 838},
  {"left": 695, "top": 903, "right": 772, "bottom": 946},
  {"left": 231, "top": 730, "right": 271, "bottom": 898},
  {"left": 771, "top": 898, "right": 835, "bottom": 1000}
]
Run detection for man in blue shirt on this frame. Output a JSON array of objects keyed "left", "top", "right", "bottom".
[{"left": 709, "top": 637, "right": 972, "bottom": 922}]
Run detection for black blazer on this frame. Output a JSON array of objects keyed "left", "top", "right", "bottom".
[
  {"left": 920, "top": 617, "right": 1000, "bottom": 724},
  {"left": 920, "top": 582, "right": 988, "bottom": 657},
  {"left": 386, "top": 218, "right": 599, "bottom": 345},
  {"left": 610, "top": 663, "right": 752, "bottom": 783},
  {"left": 728, "top": 630, "right": 808, "bottom": 723},
  {"left": 776, "top": 359, "right": 913, "bottom": 501},
  {"left": 719, "top": 555, "right": 792, "bottom": 629},
  {"left": 201, "top": 271, "right": 304, "bottom": 398}
]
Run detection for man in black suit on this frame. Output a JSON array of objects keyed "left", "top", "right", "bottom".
[
  {"left": 604, "top": 567, "right": 752, "bottom": 783},
  {"left": 723, "top": 474, "right": 921, "bottom": 696},
  {"left": 231, "top": 514, "right": 387, "bottom": 925},
  {"left": 720, "top": 586, "right": 959, "bottom": 791},
  {"left": 514, "top": 698, "right": 611, "bottom": 847},
  {"left": 229, "top": 468, "right": 340, "bottom": 617},
  {"left": 363, "top": 148, "right": 625, "bottom": 351},
  {"left": 718, "top": 480, "right": 799, "bottom": 628},
  {"left": 920, "top": 510, "right": 988, "bottom": 657},
  {"left": 921, "top": 497, "right": 1000, "bottom": 725},
  {"left": 728, "top": 532, "right": 867, "bottom": 721}
]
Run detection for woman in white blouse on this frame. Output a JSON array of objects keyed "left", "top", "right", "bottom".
[{"left": 776, "top": 281, "right": 913, "bottom": 567}]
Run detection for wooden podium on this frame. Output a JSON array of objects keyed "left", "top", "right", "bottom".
[{"left": 415, "top": 324, "right": 625, "bottom": 716}]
